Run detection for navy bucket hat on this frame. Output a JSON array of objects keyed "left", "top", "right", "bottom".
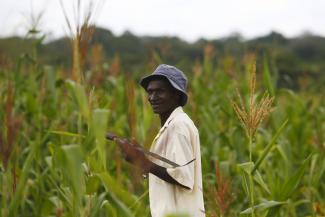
[{"left": 140, "top": 64, "right": 188, "bottom": 106}]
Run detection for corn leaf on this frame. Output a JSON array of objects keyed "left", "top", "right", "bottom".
[
  {"left": 252, "top": 119, "right": 288, "bottom": 174},
  {"left": 239, "top": 162, "right": 271, "bottom": 194},
  {"left": 279, "top": 155, "right": 311, "bottom": 200},
  {"left": 66, "top": 80, "right": 90, "bottom": 119},
  {"left": 240, "top": 200, "right": 287, "bottom": 214}
]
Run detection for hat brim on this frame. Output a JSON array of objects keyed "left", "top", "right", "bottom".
[{"left": 140, "top": 74, "right": 188, "bottom": 106}]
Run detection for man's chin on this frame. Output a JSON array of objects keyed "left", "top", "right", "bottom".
[
  {"left": 151, "top": 106, "right": 162, "bottom": 114},
  {"left": 152, "top": 108, "right": 160, "bottom": 114}
]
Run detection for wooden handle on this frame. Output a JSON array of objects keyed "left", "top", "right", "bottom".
[{"left": 105, "top": 132, "right": 118, "bottom": 141}]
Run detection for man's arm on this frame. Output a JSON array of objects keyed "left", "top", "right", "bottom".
[
  {"left": 114, "top": 137, "right": 190, "bottom": 190},
  {"left": 145, "top": 158, "right": 191, "bottom": 190}
]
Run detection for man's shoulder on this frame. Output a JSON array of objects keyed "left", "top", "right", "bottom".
[
  {"left": 169, "top": 112, "right": 198, "bottom": 134},
  {"left": 173, "top": 111, "right": 192, "bottom": 123}
]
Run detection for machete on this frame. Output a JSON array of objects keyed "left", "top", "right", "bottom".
[{"left": 106, "top": 132, "right": 195, "bottom": 168}]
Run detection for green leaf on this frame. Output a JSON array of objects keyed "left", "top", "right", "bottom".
[
  {"left": 66, "top": 80, "right": 90, "bottom": 119},
  {"left": 252, "top": 119, "right": 288, "bottom": 174},
  {"left": 91, "top": 109, "right": 109, "bottom": 169},
  {"left": 97, "top": 172, "right": 149, "bottom": 216},
  {"left": 239, "top": 162, "right": 271, "bottom": 194},
  {"left": 97, "top": 173, "right": 136, "bottom": 216},
  {"left": 88, "top": 192, "right": 109, "bottom": 217},
  {"left": 263, "top": 56, "right": 275, "bottom": 96},
  {"left": 106, "top": 191, "right": 134, "bottom": 217},
  {"left": 240, "top": 200, "right": 287, "bottom": 214},
  {"left": 279, "top": 155, "right": 312, "bottom": 200},
  {"left": 48, "top": 130, "right": 86, "bottom": 138},
  {"left": 55, "top": 144, "right": 85, "bottom": 215},
  {"left": 97, "top": 172, "right": 137, "bottom": 207},
  {"left": 86, "top": 175, "right": 101, "bottom": 195},
  {"left": 9, "top": 134, "right": 49, "bottom": 216},
  {"left": 101, "top": 200, "right": 118, "bottom": 217}
]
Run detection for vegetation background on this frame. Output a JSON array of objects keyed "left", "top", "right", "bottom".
[{"left": 0, "top": 3, "right": 324, "bottom": 217}]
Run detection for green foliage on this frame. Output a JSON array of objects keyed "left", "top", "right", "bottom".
[{"left": 0, "top": 31, "right": 324, "bottom": 217}]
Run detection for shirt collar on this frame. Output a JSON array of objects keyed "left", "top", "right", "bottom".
[
  {"left": 161, "top": 106, "right": 184, "bottom": 129},
  {"left": 151, "top": 106, "right": 184, "bottom": 149}
]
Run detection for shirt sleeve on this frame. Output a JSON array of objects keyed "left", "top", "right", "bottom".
[{"left": 165, "top": 126, "right": 195, "bottom": 190}]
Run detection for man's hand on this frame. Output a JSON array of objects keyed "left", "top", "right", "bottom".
[
  {"left": 112, "top": 136, "right": 190, "bottom": 189},
  {"left": 114, "top": 137, "right": 151, "bottom": 174}
]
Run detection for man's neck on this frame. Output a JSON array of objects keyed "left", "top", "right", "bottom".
[
  {"left": 159, "top": 114, "right": 169, "bottom": 127},
  {"left": 159, "top": 106, "right": 179, "bottom": 127}
]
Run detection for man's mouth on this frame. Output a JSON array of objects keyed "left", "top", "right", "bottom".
[{"left": 151, "top": 103, "right": 162, "bottom": 109}]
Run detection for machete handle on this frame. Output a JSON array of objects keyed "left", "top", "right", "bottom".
[{"left": 105, "top": 132, "right": 118, "bottom": 141}]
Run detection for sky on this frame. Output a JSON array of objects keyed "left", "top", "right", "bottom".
[{"left": 1, "top": 0, "right": 324, "bottom": 42}]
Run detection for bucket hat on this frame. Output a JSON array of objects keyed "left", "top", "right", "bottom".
[{"left": 140, "top": 64, "right": 188, "bottom": 106}]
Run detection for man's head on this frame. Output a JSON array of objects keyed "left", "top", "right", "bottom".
[
  {"left": 144, "top": 77, "right": 181, "bottom": 115},
  {"left": 140, "top": 64, "right": 188, "bottom": 112}
]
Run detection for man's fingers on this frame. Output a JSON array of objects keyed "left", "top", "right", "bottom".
[
  {"left": 113, "top": 137, "right": 146, "bottom": 165},
  {"left": 115, "top": 138, "right": 128, "bottom": 146},
  {"left": 130, "top": 137, "right": 141, "bottom": 147},
  {"left": 130, "top": 137, "right": 144, "bottom": 149}
]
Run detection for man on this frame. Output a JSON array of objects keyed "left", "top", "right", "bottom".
[{"left": 115, "top": 64, "right": 205, "bottom": 217}]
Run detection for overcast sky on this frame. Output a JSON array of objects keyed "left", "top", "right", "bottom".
[{"left": 1, "top": 0, "right": 324, "bottom": 42}]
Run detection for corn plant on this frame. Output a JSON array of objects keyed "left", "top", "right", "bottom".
[{"left": 0, "top": 5, "right": 325, "bottom": 216}]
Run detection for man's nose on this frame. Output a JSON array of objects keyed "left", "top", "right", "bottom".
[{"left": 149, "top": 92, "right": 158, "bottom": 101}]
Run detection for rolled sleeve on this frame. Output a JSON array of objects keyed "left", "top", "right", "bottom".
[{"left": 166, "top": 130, "right": 195, "bottom": 190}]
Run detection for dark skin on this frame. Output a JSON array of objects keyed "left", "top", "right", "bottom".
[
  {"left": 146, "top": 78, "right": 181, "bottom": 126},
  {"left": 114, "top": 78, "right": 190, "bottom": 190}
]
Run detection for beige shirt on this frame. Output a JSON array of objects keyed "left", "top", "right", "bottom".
[{"left": 148, "top": 107, "right": 205, "bottom": 217}]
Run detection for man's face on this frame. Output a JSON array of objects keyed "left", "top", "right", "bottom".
[{"left": 146, "top": 78, "right": 180, "bottom": 115}]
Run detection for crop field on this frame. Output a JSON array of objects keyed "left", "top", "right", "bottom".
[{"left": 0, "top": 20, "right": 325, "bottom": 217}]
